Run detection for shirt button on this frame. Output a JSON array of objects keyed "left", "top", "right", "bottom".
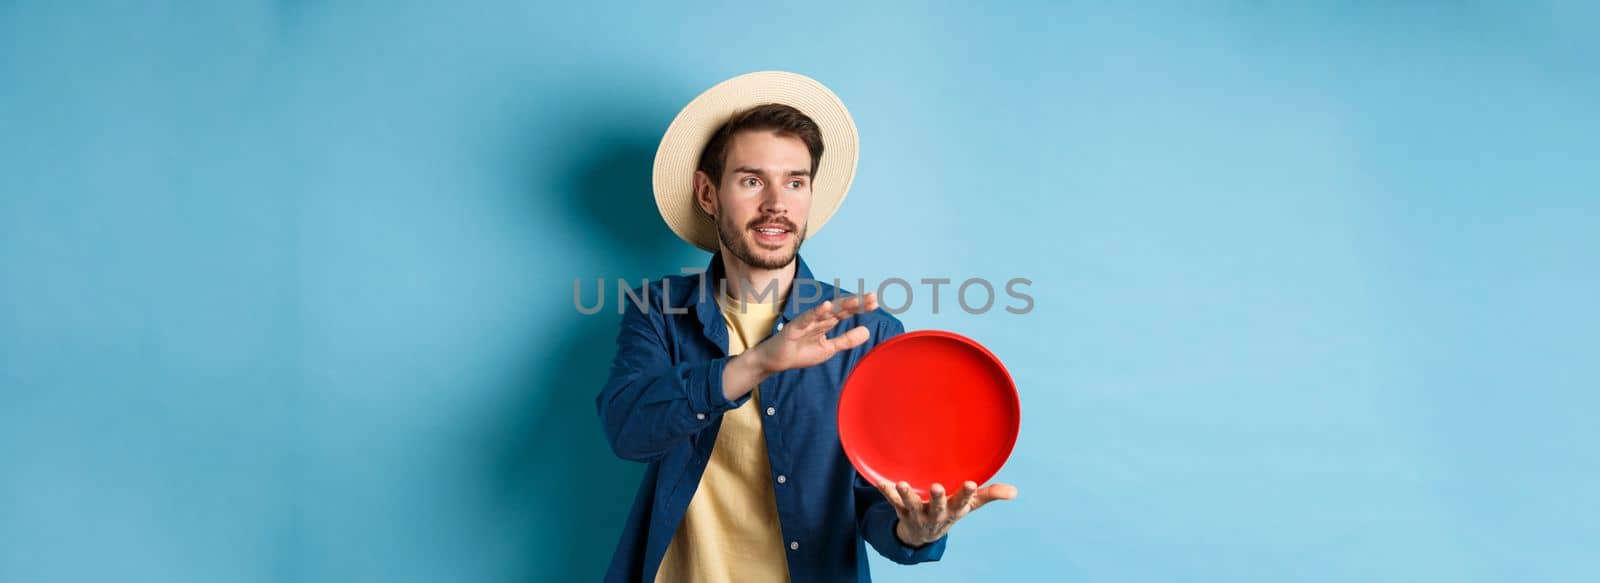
[
  {"left": 789, "top": 541, "right": 799, "bottom": 551},
  {"left": 777, "top": 321, "right": 785, "bottom": 331},
  {"left": 777, "top": 474, "right": 787, "bottom": 484},
  {"left": 765, "top": 407, "right": 776, "bottom": 416},
  {"left": 695, "top": 413, "right": 706, "bottom": 420}
]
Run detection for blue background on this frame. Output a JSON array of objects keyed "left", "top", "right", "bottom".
[{"left": 3, "top": 2, "right": 1597, "bottom": 581}]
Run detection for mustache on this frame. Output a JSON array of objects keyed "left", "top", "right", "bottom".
[{"left": 746, "top": 216, "right": 798, "bottom": 231}]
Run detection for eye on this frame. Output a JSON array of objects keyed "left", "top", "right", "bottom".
[
  {"left": 788, "top": 179, "right": 803, "bottom": 189},
  {"left": 743, "top": 177, "right": 760, "bottom": 187}
]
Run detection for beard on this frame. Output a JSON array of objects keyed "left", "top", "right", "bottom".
[{"left": 716, "top": 210, "right": 805, "bottom": 270}]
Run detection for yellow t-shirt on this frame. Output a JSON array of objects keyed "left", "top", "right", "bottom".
[{"left": 653, "top": 293, "right": 790, "bottom": 583}]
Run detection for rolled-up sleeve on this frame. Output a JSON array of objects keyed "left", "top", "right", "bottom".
[{"left": 595, "top": 288, "right": 752, "bottom": 463}]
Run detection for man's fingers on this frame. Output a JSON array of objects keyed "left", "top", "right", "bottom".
[
  {"left": 833, "top": 292, "right": 877, "bottom": 318},
  {"left": 951, "top": 481, "right": 979, "bottom": 518},
  {"left": 896, "top": 482, "right": 924, "bottom": 516},
  {"left": 876, "top": 480, "right": 907, "bottom": 511},
  {"left": 801, "top": 314, "right": 841, "bottom": 338},
  {"left": 835, "top": 293, "right": 866, "bottom": 315},
  {"left": 804, "top": 299, "right": 839, "bottom": 326},
  {"left": 970, "top": 482, "right": 1019, "bottom": 512},
  {"left": 928, "top": 483, "right": 949, "bottom": 522},
  {"left": 789, "top": 293, "right": 880, "bottom": 338},
  {"left": 792, "top": 300, "right": 833, "bottom": 331},
  {"left": 827, "top": 326, "right": 870, "bottom": 352}
]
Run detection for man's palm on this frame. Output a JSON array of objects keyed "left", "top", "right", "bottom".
[{"left": 753, "top": 293, "right": 878, "bottom": 373}]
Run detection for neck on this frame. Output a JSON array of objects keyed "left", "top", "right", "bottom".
[{"left": 719, "top": 251, "right": 796, "bottom": 305}]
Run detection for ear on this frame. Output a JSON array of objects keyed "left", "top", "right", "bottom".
[{"left": 693, "top": 170, "right": 718, "bottom": 217}]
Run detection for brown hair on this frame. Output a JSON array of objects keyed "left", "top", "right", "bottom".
[{"left": 696, "top": 103, "right": 824, "bottom": 185}]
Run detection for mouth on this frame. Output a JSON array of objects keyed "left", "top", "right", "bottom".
[{"left": 749, "top": 223, "right": 793, "bottom": 247}]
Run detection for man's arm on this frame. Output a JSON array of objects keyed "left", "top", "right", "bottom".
[
  {"left": 594, "top": 289, "right": 751, "bottom": 463},
  {"left": 595, "top": 288, "right": 879, "bottom": 463}
]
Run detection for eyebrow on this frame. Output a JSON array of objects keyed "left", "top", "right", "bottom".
[{"left": 733, "top": 166, "right": 811, "bottom": 178}]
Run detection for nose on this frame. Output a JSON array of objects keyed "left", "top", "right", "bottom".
[{"left": 759, "top": 182, "right": 788, "bottom": 215}]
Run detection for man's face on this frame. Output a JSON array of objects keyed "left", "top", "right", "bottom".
[{"left": 695, "top": 130, "right": 813, "bottom": 270}]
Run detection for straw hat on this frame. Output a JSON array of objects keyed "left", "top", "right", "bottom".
[{"left": 652, "top": 71, "right": 859, "bottom": 252}]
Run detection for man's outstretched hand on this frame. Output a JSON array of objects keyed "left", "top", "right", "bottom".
[
  {"left": 751, "top": 292, "right": 879, "bottom": 373},
  {"left": 876, "top": 480, "right": 1018, "bottom": 547},
  {"left": 722, "top": 293, "right": 879, "bottom": 401}
]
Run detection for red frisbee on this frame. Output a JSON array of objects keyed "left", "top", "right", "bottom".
[{"left": 837, "top": 330, "right": 1020, "bottom": 501}]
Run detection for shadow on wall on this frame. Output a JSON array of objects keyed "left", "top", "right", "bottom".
[{"left": 485, "top": 88, "right": 702, "bottom": 582}]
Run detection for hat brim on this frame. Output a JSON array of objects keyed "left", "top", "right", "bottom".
[{"left": 652, "top": 71, "right": 859, "bottom": 253}]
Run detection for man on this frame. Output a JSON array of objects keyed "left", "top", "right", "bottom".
[{"left": 597, "top": 71, "right": 1017, "bottom": 582}]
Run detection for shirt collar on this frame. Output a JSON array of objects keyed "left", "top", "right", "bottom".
[{"left": 691, "top": 252, "right": 827, "bottom": 350}]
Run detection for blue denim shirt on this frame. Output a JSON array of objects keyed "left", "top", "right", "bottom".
[{"left": 596, "top": 253, "right": 948, "bottom": 582}]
